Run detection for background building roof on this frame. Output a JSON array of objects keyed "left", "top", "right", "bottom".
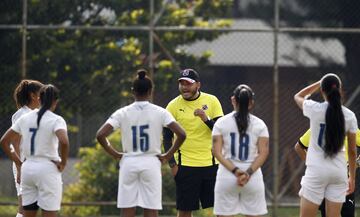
[{"left": 182, "top": 19, "right": 345, "bottom": 67}]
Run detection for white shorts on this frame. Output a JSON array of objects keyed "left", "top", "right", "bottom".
[
  {"left": 299, "top": 164, "right": 347, "bottom": 205},
  {"left": 214, "top": 164, "right": 267, "bottom": 216},
  {"left": 21, "top": 158, "right": 63, "bottom": 211},
  {"left": 12, "top": 162, "right": 21, "bottom": 196},
  {"left": 117, "top": 155, "right": 162, "bottom": 210}
]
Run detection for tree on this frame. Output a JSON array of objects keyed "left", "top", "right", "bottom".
[
  {"left": 0, "top": 0, "right": 235, "bottom": 214},
  {"left": 0, "top": 0, "right": 233, "bottom": 150}
]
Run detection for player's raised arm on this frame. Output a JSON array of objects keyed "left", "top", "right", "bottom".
[{"left": 294, "top": 81, "right": 320, "bottom": 109}]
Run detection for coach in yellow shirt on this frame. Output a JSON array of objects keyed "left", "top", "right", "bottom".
[
  {"left": 294, "top": 129, "right": 360, "bottom": 217},
  {"left": 163, "top": 68, "right": 223, "bottom": 217}
]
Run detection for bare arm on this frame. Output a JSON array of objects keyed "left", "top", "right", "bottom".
[
  {"left": 54, "top": 129, "right": 69, "bottom": 172},
  {"left": 246, "top": 137, "right": 269, "bottom": 176},
  {"left": 96, "top": 123, "right": 122, "bottom": 160},
  {"left": 294, "top": 81, "right": 321, "bottom": 109},
  {"left": 11, "top": 136, "right": 21, "bottom": 159},
  {"left": 294, "top": 142, "right": 307, "bottom": 162},
  {"left": 10, "top": 135, "right": 22, "bottom": 183},
  {"left": 347, "top": 132, "right": 357, "bottom": 194},
  {"left": 212, "top": 135, "right": 245, "bottom": 176},
  {"left": 158, "top": 122, "right": 186, "bottom": 163},
  {"left": 0, "top": 128, "right": 22, "bottom": 167}
]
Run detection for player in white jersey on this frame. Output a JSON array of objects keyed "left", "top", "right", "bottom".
[
  {"left": 11, "top": 79, "right": 43, "bottom": 217},
  {"left": 212, "top": 84, "right": 269, "bottom": 217},
  {"left": 294, "top": 73, "right": 357, "bottom": 217},
  {"left": 96, "top": 69, "right": 186, "bottom": 217},
  {"left": 1, "top": 84, "right": 69, "bottom": 217}
]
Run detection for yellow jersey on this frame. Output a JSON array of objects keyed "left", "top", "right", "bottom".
[
  {"left": 166, "top": 92, "right": 223, "bottom": 166},
  {"left": 299, "top": 128, "right": 360, "bottom": 161}
]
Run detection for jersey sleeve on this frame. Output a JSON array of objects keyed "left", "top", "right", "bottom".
[
  {"left": 54, "top": 117, "right": 67, "bottom": 132},
  {"left": 212, "top": 120, "right": 223, "bottom": 136},
  {"left": 211, "top": 96, "right": 224, "bottom": 118},
  {"left": 11, "top": 113, "right": 18, "bottom": 125},
  {"left": 347, "top": 114, "right": 358, "bottom": 134},
  {"left": 302, "top": 99, "right": 316, "bottom": 118},
  {"left": 11, "top": 118, "right": 22, "bottom": 134},
  {"left": 163, "top": 109, "right": 176, "bottom": 127},
  {"left": 105, "top": 109, "right": 122, "bottom": 129},
  {"left": 299, "top": 129, "right": 311, "bottom": 148},
  {"left": 258, "top": 121, "right": 269, "bottom": 138}
]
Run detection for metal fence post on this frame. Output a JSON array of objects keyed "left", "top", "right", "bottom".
[
  {"left": 272, "top": 0, "right": 280, "bottom": 215},
  {"left": 21, "top": 0, "right": 28, "bottom": 79}
]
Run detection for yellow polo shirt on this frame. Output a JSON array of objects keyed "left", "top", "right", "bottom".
[
  {"left": 166, "top": 92, "right": 223, "bottom": 167},
  {"left": 299, "top": 128, "right": 360, "bottom": 161}
]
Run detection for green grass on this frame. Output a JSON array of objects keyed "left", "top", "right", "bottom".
[
  {"left": 0, "top": 200, "right": 359, "bottom": 217},
  {"left": 193, "top": 207, "right": 360, "bottom": 217}
]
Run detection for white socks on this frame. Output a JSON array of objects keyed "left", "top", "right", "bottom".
[{"left": 16, "top": 213, "right": 23, "bottom": 217}]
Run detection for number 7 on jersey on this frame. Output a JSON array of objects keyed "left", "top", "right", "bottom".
[{"left": 29, "top": 128, "right": 38, "bottom": 155}]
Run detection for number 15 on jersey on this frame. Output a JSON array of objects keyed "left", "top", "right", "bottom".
[{"left": 131, "top": 125, "right": 149, "bottom": 152}]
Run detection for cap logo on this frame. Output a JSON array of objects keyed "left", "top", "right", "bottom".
[{"left": 182, "top": 70, "right": 190, "bottom": 76}]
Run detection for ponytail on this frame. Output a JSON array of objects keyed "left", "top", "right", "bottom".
[
  {"left": 132, "top": 69, "right": 153, "bottom": 96},
  {"left": 233, "top": 84, "right": 254, "bottom": 136},
  {"left": 320, "top": 73, "right": 345, "bottom": 157},
  {"left": 13, "top": 79, "right": 43, "bottom": 108},
  {"left": 37, "top": 84, "right": 59, "bottom": 127}
]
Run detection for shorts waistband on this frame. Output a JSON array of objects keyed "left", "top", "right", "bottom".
[{"left": 25, "top": 156, "right": 56, "bottom": 162}]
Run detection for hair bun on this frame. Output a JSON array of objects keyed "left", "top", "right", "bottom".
[{"left": 137, "top": 69, "right": 147, "bottom": 79}]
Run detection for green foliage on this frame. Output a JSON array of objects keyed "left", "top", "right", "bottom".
[
  {"left": 63, "top": 132, "right": 121, "bottom": 216},
  {"left": 0, "top": 0, "right": 234, "bottom": 122},
  {"left": 1, "top": 1, "right": 234, "bottom": 213}
]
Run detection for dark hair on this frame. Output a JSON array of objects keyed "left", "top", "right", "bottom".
[
  {"left": 132, "top": 69, "right": 153, "bottom": 96},
  {"left": 37, "top": 84, "right": 59, "bottom": 127},
  {"left": 233, "top": 84, "right": 254, "bottom": 136},
  {"left": 13, "top": 79, "right": 43, "bottom": 108},
  {"left": 320, "top": 73, "right": 345, "bottom": 157}
]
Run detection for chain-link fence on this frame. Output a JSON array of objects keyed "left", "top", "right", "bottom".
[{"left": 0, "top": 0, "right": 359, "bottom": 216}]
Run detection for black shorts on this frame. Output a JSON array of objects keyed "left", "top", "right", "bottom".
[
  {"left": 175, "top": 164, "right": 218, "bottom": 211},
  {"left": 319, "top": 192, "right": 355, "bottom": 217}
]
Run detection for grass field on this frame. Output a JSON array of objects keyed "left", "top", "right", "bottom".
[
  {"left": 1, "top": 196, "right": 359, "bottom": 217},
  {"left": 192, "top": 207, "right": 360, "bottom": 217},
  {"left": 0, "top": 205, "right": 359, "bottom": 217}
]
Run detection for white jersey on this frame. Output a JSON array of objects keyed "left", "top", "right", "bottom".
[
  {"left": 12, "top": 106, "right": 32, "bottom": 124},
  {"left": 303, "top": 100, "right": 358, "bottom": 168},
  {"left": 11, "top": 106, "right": 32, "bottom": 161},
  {"left": 212, "top": 112, "right": 269, "bottom": 163},
  {"left": 106, "top": 101, "right": 175, "bottom": 156},
  {"left": 11, "top": 109, "right": 67, "bottom": 161}
]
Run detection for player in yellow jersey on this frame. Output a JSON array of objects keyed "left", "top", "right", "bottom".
[
  {"left": 294, "top": 129, "right": 360, "bottom": 217},
  {"left": 163, "top": 69, "right": 224, "bottom": 217}
]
